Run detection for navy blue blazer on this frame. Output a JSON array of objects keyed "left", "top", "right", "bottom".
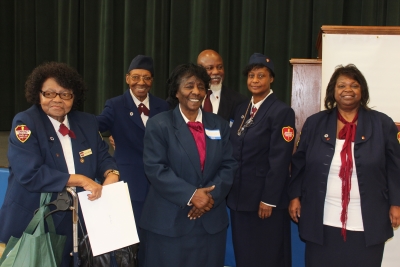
[
  {"left": 227, "top": 94, "right": 296, "bottom": 210},
  {"left": 218, "top": 84, "right": 248, "bottom": 121},
  {"left": 289, "top": 107, "right": 400, "bottom": 246},
  {"left": 0, "top": 105, "right": 117, "bottom": 243},
  {"left": 139, "top": 107, "right": 237, "bottom": 237},
  {"left": 97, "top": 90, "right": 169, "bottom": 203}
]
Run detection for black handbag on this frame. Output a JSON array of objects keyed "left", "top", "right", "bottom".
[{"left": 75, "top": 234, "right": 138, "bottom": 267}]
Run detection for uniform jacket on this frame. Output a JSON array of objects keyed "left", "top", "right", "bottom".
[
  {"left": 0, "top": 105, "right": 117, "bottom": 243},
  {"left": 96, "top": 90, "right": 169, "bottom": 202},
  {"left": 217, "top": 84, "right": 248, "bottom": 121},
  {"left": 289, "top": 107, "right": 400, "bottom": 246},
  {"left": 139, "top": 107, "right": 237, "bottom": 237},
  {"left": 227, "top": 93, "right": 295, "bottom": 211}
]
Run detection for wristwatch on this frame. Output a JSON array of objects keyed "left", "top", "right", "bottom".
[{"left": 105, "top": 169, "right": 120, "bottom": 177}]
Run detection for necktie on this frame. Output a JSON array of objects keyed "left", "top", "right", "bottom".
[
  {"left": 138, "top": 103, "right": 150, "bottom": 116},
  {"left": 187, "top": 122, "right": 206, "bottom": 171},
  {"left": 59, "top": 123, "right": 76, "bottom": 139},
  {"left": 337, "top": 110, "right": 358, "bottom": 241},
  {"left": 250, "top": 106, "right": 257, "bottom": 118},
  {"left": 203, "top": 90, "right": 213, "bottom": 112}
]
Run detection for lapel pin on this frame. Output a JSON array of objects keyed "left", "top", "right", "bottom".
[
  {"left": 130, "top": 112, "right": 133, "bottom": 116},
  {"left": 56, "top": 153, "right": 59, "bottom": 157},
  {"left": 324, "top": 134, "right": 328, "bottom": 138},
  {"left": 241, "top": 115, "right": 244, "bottom": 119},
  {"left": 50, "top": 137, "right": 54, "bottom": 141},
  {"left": 361, "top": 136, "right": 365, "bottom": 140},
  {"left": 80, "top": 158, "right": 84, "bottom": 163}
]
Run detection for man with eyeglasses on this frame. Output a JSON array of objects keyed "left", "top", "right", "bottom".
[
  {"left": 97, "top": 55, "right": 169, "bottom": 266},
  {"left": 196, "top": 49, "right": 247, "bottom": 122}
]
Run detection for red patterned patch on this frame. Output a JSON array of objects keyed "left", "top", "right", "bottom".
[
  {"left": 15, "top": 125, "right": 31, "bottom": 143},
  {"left": 282, "top": 126, "right": 294, "bottom": 142}
]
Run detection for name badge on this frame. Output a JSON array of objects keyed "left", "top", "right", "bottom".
[
  {"left": 205, "top": 129, "right": 221, "bottom": 140},
  {"left": 79, "top": 149, "right": 93, "bottom": 158},
  {"left": 229, "top": 119, "right": 234, "bottom": 128}
]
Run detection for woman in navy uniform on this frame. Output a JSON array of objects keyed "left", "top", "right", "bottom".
[
  {"left": 289, "top": 64, "right": 400, "bottom": 266},
  {"left": 140, "top": 63, "right": 237, "bottom": 267},
  {"left": 0, "top": 62, "right": 119, "bottom": 267},
  {"left": 227, "top": 53, "right": 295, "bottom": 267}
]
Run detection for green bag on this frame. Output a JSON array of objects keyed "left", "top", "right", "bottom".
[{"left": 0, "top": 193, "right": 67, "bottom": 267}]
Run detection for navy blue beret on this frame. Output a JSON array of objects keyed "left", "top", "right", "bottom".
[
  {"left": 248, "top": 53, "right": 275, "bottom": 77},
  {"left": 127, "top": 55, "right": 154, "bottom": 76}
]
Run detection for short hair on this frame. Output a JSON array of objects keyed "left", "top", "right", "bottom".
[
  {"left": 25, "top": 62, "right": 87, "bottom": 110},
  {"left": 167, "top": 63, "right": 211, "bottom": 109},
  {"left": 242, "top": 63, "right": 274, "bottom": 78},
  {"left": 324, "top": 64, "right": 370, "bottom": 111}
]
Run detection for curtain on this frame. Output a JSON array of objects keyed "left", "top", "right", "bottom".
[{"left": 0, "top": 0, "right": 399, "bottom": 130}]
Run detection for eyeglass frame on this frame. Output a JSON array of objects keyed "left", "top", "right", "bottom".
[
  {"left": 128, "top": 75, "right": 153, "bottom": 83},
  {"left": 237, "top": 118, "right": 254, "bottom": 136},
  {"left": 40, "top": 91, "right": 74, "bottom": 100}
]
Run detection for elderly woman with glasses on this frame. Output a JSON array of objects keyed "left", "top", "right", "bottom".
[
  {"left": 227, "top": 53, "right": 296, "bottom": 267},
  {"left": 0, "top": 62, "right": 119, "bottom": 267}
]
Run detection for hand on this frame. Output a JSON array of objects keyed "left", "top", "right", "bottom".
[
  {"left": 188, "top": 185, "right": 215, "bottom": 219},
  {"left": 258, "top": 202, "right": 273, "bottom": 219},
  {"left": 67, "top": 174, "right": 103, "bottom": 201},
  {"left": 390, "top": 205, "right": 400, "bottom": 228},
  {"left": 82, "top": 178, "right": 103, "bottom": 201},
  {"left": 109, "top": 135, "right": 115, "bottom": 150},
  {"left": 188, "top": 197, "right": 214, "bottom": 219},
  {"left": 289, "top": 197, "right": 301, "bottom": 223}
]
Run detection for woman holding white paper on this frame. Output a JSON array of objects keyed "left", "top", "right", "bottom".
[{"left": 0, "top": 62, "right": 119, "bottom": 267}]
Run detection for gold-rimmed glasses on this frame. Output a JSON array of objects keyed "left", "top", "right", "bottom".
[{"left": 128, "top": 75, "right": 153, "bottom": 83}]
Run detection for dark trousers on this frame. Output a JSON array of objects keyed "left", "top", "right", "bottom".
[{"left": 230, "top": 208, "right": 291, "bottom": 267}]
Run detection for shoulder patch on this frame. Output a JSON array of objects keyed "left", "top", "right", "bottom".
[
  {"left": 15, "top": 125, "right": 31, "bottom": 143},
  {"left": 282, "top": 126, "right": 294, "bottom": 142}
]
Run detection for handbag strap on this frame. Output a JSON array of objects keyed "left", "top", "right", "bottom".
[{"left": 24, "top": 193, "right": 57, "bottom": 235}]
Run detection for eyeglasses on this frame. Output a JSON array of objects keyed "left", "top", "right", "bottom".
[
  {"left": 40, "top": 91, "right": 74, "bottom": 100},
  {"left": 237, "top": 118, "right": 254, "bottom": 136},
  {"left": 129, "top": 75, "right": 153, "bottom": 83},
  {"left": 248, "top": 73, "right": 267, "bottom": 80}
]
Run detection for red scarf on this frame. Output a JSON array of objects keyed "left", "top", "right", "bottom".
[{"left": 337, "top": 110, "right": 358, "bottom": 241}]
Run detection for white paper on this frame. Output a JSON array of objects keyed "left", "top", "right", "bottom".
[{"left": 78, "top": 181, "right": 139, "bottom": 256}]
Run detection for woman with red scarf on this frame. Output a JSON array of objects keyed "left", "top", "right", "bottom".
[{"left": 289, "top": 64, "right": 400, "bottom": 267}]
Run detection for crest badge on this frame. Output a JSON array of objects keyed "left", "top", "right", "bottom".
[
  {"left": 282, "top": 126, "right": 294, "bottom": 142},
  {"left": 15, "top": 125, "right": 31, "bottom": 143}
]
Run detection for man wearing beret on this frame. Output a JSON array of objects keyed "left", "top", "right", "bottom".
[
  {"left": 97, "top": 55, "right": 169, "bottom": 264},
  {"left": 197, "top": 49, "right": 247, "bottom": 121}
]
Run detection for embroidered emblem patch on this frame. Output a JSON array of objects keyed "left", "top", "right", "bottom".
[
  {"left": 282, "top": 126, "right": 294, "bottom": 142},
  {"left": 15, "top": 125, "right": 31, "bottom": 143},
  {"left": 397, "top": 132, "right": 400, "bottom": 144}
]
